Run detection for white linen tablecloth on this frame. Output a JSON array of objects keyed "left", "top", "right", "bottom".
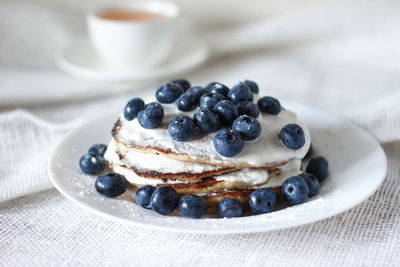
[{"left": 1, "top": 1, "right": 400, "bottom": 266}]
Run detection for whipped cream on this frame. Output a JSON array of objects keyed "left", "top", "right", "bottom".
[
  {"left": 104, "top": 138, "right": 225, "bottom": 174},
  {"left": 214, "top": 168, "right": 269, "bottom": 185},
  {"left": 112, "top": 164, "right": 193, "bottom": 186},
  {"left": 214, "top": 159, "right": 301, "bottom": 188},
  {"left": 253, "top": 159, "right": 301, "bottom": 188},
  {"left": 115, "top": 102, "right": 311, "bottom": 167}
]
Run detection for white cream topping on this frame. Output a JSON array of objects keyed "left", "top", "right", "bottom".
[
  {"left": 111, "top": 162, "right": 266, "bottom": 187},
  {"left": 214, "top": 158, "right": 301, "bottom": 187},
  {"left": 214, "top": 168, "right": 269, "bottom": 185},
  {"left": 112, "top": 164, "right": 192, "bottom": 186},
  {"left": 115, "top": 103, "right": 311, "bottom": 167},
  {"left": 104, "top": 138, "right": 225, "bottom": 174},
  {"left": 253, "top": 159, "right": 301, "bottom": 188}
]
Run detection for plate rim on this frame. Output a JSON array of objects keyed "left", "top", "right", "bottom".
[{"left": 48, "top": 104, "right": 388, "bottom": 234}]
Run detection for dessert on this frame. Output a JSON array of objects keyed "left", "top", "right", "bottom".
[{"left": 79, "top": 79, "right": 329, "bottom": 219}]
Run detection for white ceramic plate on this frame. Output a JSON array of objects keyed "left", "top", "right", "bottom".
[
  {"left": 57, "top": 37, "right": 208, "bottom": 82},
  {"left": 48, "top": 104, "right": 387, "bottom": 234}
]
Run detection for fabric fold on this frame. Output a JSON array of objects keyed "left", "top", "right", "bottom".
[{"left": 0, "top": 110, "right": 78, "bottom": 202}]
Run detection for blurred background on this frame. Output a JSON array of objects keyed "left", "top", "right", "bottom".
[{"left": 1, "top": 0, "right": 399, "bottom": 139}]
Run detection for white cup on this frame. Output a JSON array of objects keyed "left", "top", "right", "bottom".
[{"left": 86, "top": 1, "right": 179, "bottom": 69}]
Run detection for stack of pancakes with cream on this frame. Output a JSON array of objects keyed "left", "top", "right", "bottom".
[{"left": 104, "top": 103, "right": 310, "bottom": 212}]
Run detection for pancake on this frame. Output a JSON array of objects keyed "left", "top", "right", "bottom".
[
  {"left": 159, "top": 169, "right": 281, "bottom": 195},
  {"left": 104, "top": 138, "right": 239, "bottom": 180},
  {"left": 104, "top": 98, "right": 310, "bottom": 215},
  {"left": 111, "top": 104, "right": 311, "bottom": 168},
  {"left": 110, "top": 158, "right": 301, "bottom": 195}
]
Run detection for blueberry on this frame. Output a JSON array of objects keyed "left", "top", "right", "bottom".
[
  {"left": 123, "top": 98, "right": 145, "bottom": 121},
  {"left": 281, "top": 176, "right": 309, "bottom": 205},
  {"left": 95, "top": 172, "right": 127, "bottom": 198},
  {"left": 79, "top": 153, "right": 105, "bottom": 175},
  {"left": 155, "top": 83, "right": 184, "bottom": 103},
  {"left": 249, "top": 188, "right": 276, "bottom": 214},
  {"left": 193, "top": 108, "right": 221, "bottom": 133},
  {"left": 306, "top": 156, "right": 329, "bottom": 182},
  {"left": 178, "top": 195, "right": 208, "bottom": 219},
  {"left": 218, "top": 198, "right": 243, "bottom": 218},
  {"left": 213, "top": 100, "right": 239, "bottom": 126},
  {"left": 138, "top": 102, "right": 164, "bottom": 129},
  {"left": 228, "top": 83, "right": 253, "bottom": 104},
  {"left": 135, "top": 185, "right": 156, "bottom": 209},
  {"left": 168, "top": 115, "right": 196, "bottom": 141},
  {"left": 150, "top": 186, "right": 179, "bottom": 215},
  {"left": 88, "top": 144, "right": 107, "bottom": 157},
  {"left": 187, "top": 86, "right": 207, "bottom": 99},
  {"left": 171, "top": 79, "right": 191, "bottom": 91},
  {"left": 177, "top": 92, "right": 197, "bottom": 112},
  {"left": 257, "top": 96, "right": 281, "bottom": 115},
  {"left": 298, "top": 173, "right": 319, "bottom": 197},
  {"left": 205, "top": 81, "right": 217, "bottom": 90},
  {"left": 236, "top": 101, "right": 260, "bottom": 118},
  {"left": 280, "top": 123, "right": 306, "bottom": 150},
  {"left": 199, "top": 93, "right": 225, "bottom": 110},
  {"left": 205, "top": 82, "right": 230, "bottom": 97},
  {"left": 213, "top": 129, "right": 243, "bottom": 157},
  {"left": 244, "top": 80, "right": 259, "bottom": 94},
  {"left": 232, "top": 115, "right": 262, "bottom": 141}
]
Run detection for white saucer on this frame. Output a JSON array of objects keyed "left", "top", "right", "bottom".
[
  {"left": 57, "top": 38, "right": 208, "bottom": 82},
  {"left": 48, "top": 104, "right": 387, "bottom": 234}
]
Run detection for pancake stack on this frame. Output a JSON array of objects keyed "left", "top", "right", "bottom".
[{"left": 104, "top": 103, "right": 310, "bottom": 212}]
